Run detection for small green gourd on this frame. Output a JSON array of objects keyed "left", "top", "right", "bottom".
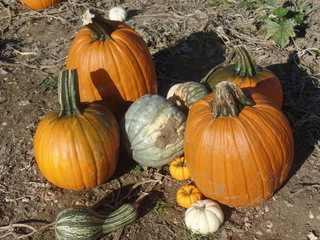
[{"left": 55, "top": 203, "right": 138, "bottom": 240}]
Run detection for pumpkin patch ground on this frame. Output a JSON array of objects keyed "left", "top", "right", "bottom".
[{"left": 0, "top": 0, "right": 319, "bottom": 239}]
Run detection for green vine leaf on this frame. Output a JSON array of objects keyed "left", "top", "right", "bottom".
[
  {"left": 272, "top": 7, "right": 290, "bottom": 19},
  {"left": 264, "top": 19, "right": 296, "bottom": 48},
  {"left": 294, "top": 12, "right": 305, "bottom": 23},
  {"left": 295, "top": 0, "right": 313, "bottom": 14},
  {"left": 210, "top": 0, "right": 235, "bottom": 8},
  {"left": 264, "top": 0, "right": 280, "bottom": 8}
]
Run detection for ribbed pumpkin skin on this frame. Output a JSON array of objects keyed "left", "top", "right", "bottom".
[
  {"left": 185, "top": 199, "right": 224, "bottom": 235},
  {"left": 176, "top": 185, "right": 203, "bottom": 208},
  {"left": 20, "top": 0, "right": 61, "bottom": 10},
  {"left": 121, "top": 94, "right": 186, "bottom": 167},
  {"left": 169, "top": 157, "right": 191, "bottom": 181},
  {"left": 34, "top": 104, "right": 119, "bottom": 191},
  {"left": 55, "top": 204, "right": 137, "bottom": 240},
  {"left": 184, "top": 91, "right": 294, "bottom": 207},
  {"left": 66, "top": 20, "right": 157, "bottom": 119},
  {"left": 207, "top": 66, "right": 283, "bottom": 109}
]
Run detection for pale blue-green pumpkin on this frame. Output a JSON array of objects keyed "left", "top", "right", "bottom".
[{"left": 121, "top": 94, "right": 186, "bottom": 167}]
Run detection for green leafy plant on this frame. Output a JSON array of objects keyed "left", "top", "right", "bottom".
[
  {"left": 130, "top": 164, "right": 144, "bottom": 173},
  {"left": 152, "top": 198, "right": 168, "bottom": 216},
  {"left": 183, "top": 231, "right": 209, "bottom": 240},
  {"left": 262, "top": 0, "right": 312, "bottom": 48},
  {"left": 211, "top": 0, "right": 312, "bottom": 48},
  {"left": 38, "top": 76, "right": 58, "bottom": 87}
]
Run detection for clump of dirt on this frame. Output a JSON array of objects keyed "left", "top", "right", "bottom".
[{"left": 0, "top": 0, "right": 319, "bottom": 240}]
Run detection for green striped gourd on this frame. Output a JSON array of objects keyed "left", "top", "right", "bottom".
[
  {"left": 55, "top": 204, "right": 137, "bottom": 240},
  {"left": 166, "top": 81, "right": 209, "bottom": 112}
]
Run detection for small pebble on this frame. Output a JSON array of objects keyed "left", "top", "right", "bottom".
[
  {"left": 309, "top": 211, "right": 314, "bottom": 219},
  {"left": 19, "top": 100, "right": 31, "bottom": 106},
  {"left": 284, "top": 200, "right": 293, "bottom": 207},
  {"left": 266, "top": 221, "right": 273, "bottom": 228}
]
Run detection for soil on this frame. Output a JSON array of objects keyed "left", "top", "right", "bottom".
[{"left": 0, "top": 0, "right": 320, "bottom": 240}]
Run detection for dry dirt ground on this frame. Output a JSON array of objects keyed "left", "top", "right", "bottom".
[{"left": 0, "top": 0, "right": 320, "bottom": 239}]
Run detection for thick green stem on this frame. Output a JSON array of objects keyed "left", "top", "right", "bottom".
[
  {"left": 58, "top": 69, "right": 82, "bottom": 117},
  {"left": 234, "top": 45, "right": 261, "bottom": 77},
  {"left": 211, "top": 81, "right": 255, "bottom": 118},
  {"left": 175, "top": 158, "right": 187, "bottom": 167},
  {"left": 84, "top": 10, "right": 116, "bottom": 42}
]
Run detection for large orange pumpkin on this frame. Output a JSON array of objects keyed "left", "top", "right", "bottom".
[
  {"left": 20, "top": 0, "right": 61, "bottom": 10},
  {"left": 184, "top": 81, "right": 293, "bottom": 207},
  {"left": 66, "top": 11, "right": 158, "bottom": 120},
  {"left": 204, "top": 45, "right": 283, "bottom": 109},
  {"left": 34, "top": 69, "right": 119, "bottom": 191}
]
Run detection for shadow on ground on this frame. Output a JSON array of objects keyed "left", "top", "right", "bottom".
[
  {"left": 267, "top": 52, "right": 320, "bottom": 182},
  {"left": 153, "top": 30, "right": 226, "bottom": 96}
]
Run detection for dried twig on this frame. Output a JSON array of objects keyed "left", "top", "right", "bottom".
[
  {"left": 0, "top": 222, "right": 55, "bottom": 239},
  {"left": 0, "top": 60, "right": 65, "bottom": 70},
  {"left": 117, "top": 179, "right": 162, "bottom": 207},
  {"left": 289, "top": 183, "right": 320, "bottom": 198}
]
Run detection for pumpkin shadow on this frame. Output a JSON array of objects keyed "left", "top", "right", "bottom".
[
  {"left": 218, "top": 203, "right": 233, "bottom": 224},
  {"left": 126, "top": 9, "right": 140, "bottom": 20},
  {"left": 266, "top": 51, "right": 320, "bottom": 183},
  {"left": 112, "top": 150, "right": 139, "bottom": 178},
  {"left": 153, "top": 30, "right": 226, "bottom": 97},
  {"left": 92, "top": 182, "right": 163, "bottom": 219},
  {"left": 90, "top": 68, "right": 133, "bottom": 122}
]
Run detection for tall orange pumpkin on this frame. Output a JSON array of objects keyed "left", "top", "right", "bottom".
[
  {"left": 66, "top": 11, "right": 158, "bottom": 120},
  {"left": 33, "top": 69, "right": 119, "bottom": 191},
  {"left": 184, "top": 81, "right": 293, "bottom": 207},
  {"left": 20, "top": 0, "right": 61, "bottom": 10},
  {"left": 204, "top": 45, "right": 283, "bottom": 109}
]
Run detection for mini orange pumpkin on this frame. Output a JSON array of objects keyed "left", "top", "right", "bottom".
[
  {"left": 20, "top": 0, "right": 61, "bottom": 10},
  {"left": 176, "top": 185, "right": 203, "bottom": 208},
  {"left": 169, "top": 157, "right": 191, "bottom": 181},
  {"left": 34, "top": 69, "right": 119, "bottom": 191}
]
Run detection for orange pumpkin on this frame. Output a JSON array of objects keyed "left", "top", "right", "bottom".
[
  {"left": 20, "top": 0, "right": 61, "bottom": 10},
  {"left": 204, "top": 45, "right": 283, "bottom": 108},
  {"left": 169, "top": 157, "right": 191, "bottom": 181},
  {"left": 176, "top": 185, "right": 203, "bottom": 208},
  {"left": 66, "top": 11, "right": 157, "bottom": 120},
  {"left": 34, "top": 69, "right": 119, "bottom": 191},
  {"left": 184, "top": 81, "right": 293, "bottom": 207}
]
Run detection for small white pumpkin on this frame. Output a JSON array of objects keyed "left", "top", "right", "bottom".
[
  {"left": 109, "top": 7, "right": 127, "bottom": 21},
  {"left": 185, "top": 199, "right": 224, "bottom": 235}
]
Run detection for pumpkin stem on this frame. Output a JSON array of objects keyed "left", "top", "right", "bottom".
[
  {"left": 175, "top": 157, "right": 187, "bottom": 167},
  {"left": 58, "top": 69, "right": 82, "bottom": 117},
  {"left": 83, "top": 10, "right": 116, "bottom": 42},
  {"left": 211, "top": 81, "right": 255, "bottom": 118},
  {"left": 234, "top": 45, "right": 261, "bottom": 77}
]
